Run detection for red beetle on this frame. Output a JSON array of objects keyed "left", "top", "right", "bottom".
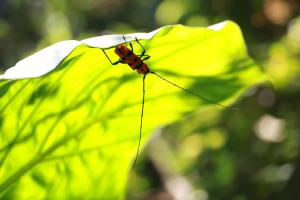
[
  {"left": 114, "top": 44, "right": 150, "bottom": 74},
  {"left": 102, "top": 36, "right": 151, "bottom": 75}
]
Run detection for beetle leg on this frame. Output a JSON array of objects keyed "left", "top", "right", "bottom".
[
  {"left": 135, "top": 37, "right": 145, "bottom": 51},
  {"left": 135, "top": 37, "right": 150, "bottom": 60},
  {"left": 141, "top": 55, "right": 151, "bottom": 61},
  {"left": 123, "top": 35, "right": 134, "bottom": 51},
  {"left": 102, "top": 49, "right": 122, "bottom": 65}
]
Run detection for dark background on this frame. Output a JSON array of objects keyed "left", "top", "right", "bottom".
[{"left": 1, "top": 0, "right": 300, "bottom": 199}]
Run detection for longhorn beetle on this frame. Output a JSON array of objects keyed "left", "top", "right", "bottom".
[{"left": 102, "top": 35, "right": 233, "bottom": 167}]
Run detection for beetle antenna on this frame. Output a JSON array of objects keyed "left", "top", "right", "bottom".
[
  {"left": 132, "top": 74, "right": 147, "bottom": 167},
  {"left": 150, "top": 71, "right": 237, "bottom": 110}
]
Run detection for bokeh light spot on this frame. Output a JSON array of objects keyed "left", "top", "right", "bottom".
[
  {"left": 155, "top": 0, "right": 185, "bottom": 25},
  {"left": 255, "top": 114, "right": 285, "bottom": 143}
]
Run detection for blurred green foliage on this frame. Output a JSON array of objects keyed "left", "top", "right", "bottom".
[{"left": 0, "top": 0, "right": 300, "bottom": 200}]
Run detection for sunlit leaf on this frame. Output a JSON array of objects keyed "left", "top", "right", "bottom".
[{"left": 0, "top": 21, "right": 268, "bottom": 199}]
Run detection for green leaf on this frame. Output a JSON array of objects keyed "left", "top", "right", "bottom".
[{"left": 0, "top": 21, "right": 268, "bottom": 199}]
